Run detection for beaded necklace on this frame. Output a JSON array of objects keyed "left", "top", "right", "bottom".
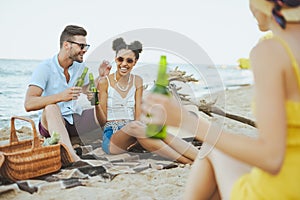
[{"left": 114, "top": 72, "right": 131, "bottom": 92}]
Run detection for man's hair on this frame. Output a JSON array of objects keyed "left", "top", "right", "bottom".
[{"left": 59, "top": 25, "right": 87, "bottom": 48}]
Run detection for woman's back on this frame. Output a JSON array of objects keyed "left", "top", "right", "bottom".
[{"left": 231, "top": 33, "right": 300, "bottom": 199}]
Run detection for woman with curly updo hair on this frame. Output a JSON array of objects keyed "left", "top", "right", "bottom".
[{"left": 95, "top": 38, "right": 198, "bottom": 164}]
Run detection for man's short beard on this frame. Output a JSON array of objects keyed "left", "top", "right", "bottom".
[{"left": 69, "top": 54, "right": 83, "bottom": 63}]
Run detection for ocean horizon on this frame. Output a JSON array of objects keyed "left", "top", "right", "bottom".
[{"left": 0, "top": 58, "right": 253, "bottom": 128}]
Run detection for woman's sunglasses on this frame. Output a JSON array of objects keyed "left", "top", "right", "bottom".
[{"left": 116, "top": 57, "right": 135, "bottom": 64}]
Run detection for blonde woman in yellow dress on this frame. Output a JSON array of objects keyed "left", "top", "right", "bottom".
[{"left": 141, "top": 0, "right": 300, "bottom": 199}]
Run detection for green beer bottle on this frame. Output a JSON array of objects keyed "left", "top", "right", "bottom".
[
  {"left": 146, "top": 55, "right": 170, "bottom": 139},
  {"left": 42, "top": 131, "right": 60, "bottom": 146},
  {"left": 75, "top": 67, "right": 89, "bottom": 87},
  {"left": 89, "top": 73, "right": 99, "bottom": 105}
]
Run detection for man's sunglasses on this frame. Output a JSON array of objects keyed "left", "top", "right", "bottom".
[
  {"left": 116, "top": 57, "right": 134, "bottom": 64},
  {"left": 67, "top": 40, "right": 90, "bottom": 51}
]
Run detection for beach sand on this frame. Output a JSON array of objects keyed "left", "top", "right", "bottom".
[{"left": 0, "top": 85, "right": 257, "bottom": 200}]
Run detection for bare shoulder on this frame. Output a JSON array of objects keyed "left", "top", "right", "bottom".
[
  {"left": 250, "top": 38, "right": 286, "bottom": 73},
  {"left": 134, "top": 74, "right": 143, "bottom": 82},
  {"left": 133, "top": 75, "right": 143, "bottom": 89},
  {"left": 251, "top": 38, "right": 282, "bottom": 58}
]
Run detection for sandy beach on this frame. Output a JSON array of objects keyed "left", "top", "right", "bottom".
[{"left": 0, "top": 85, "right": 257, "bottom": 200}]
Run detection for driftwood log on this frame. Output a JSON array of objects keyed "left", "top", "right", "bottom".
[{"left": 167, "top": 67, "right": 256, "bottom": 128}]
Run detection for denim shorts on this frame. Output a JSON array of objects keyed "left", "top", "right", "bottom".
[{"left": 102, "top": 120, "right": 129, "bottom": 154}]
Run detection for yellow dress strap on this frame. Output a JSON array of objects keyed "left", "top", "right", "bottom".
[{"left": 273, "top": 36, "right": 300, "bottom": 91}]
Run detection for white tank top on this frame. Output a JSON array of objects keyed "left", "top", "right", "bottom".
[{"left": 106, "top": 75, "right": 136, "bottom": 121}]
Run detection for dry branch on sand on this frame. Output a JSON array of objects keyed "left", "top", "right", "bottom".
[
  {"left": 167, "top": 67, "right": 256, "bottom": 128},
  {"left": 168, "top": 66, "right": 199, "bottom": 83}
]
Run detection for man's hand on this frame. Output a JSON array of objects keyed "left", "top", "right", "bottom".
[{"left": 60, "top": 87, "right": 82, "bottom": 101}]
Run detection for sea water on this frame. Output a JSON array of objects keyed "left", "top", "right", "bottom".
[{"left": 0, "top": 59, "right": 253, "bottom": 128}]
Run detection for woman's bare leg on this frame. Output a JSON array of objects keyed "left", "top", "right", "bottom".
[
  {"left": 110, "top": 121, "right": 195, "bottom": 163},
  {"left": 137, "top": 137, "right": 194, "bottom": 164},
  {"left": 110, "top": 128, "right": 194, "bottom": 163},
  {"left": 184, "top": 147, "right": 252, "bottom": 199},
  {"left": 109, "top": 129, "right": 137, "bottom": 154},
  {"left": 184, "top": 156, "right": 219, "bottom": 200},
  {"left": 162, "top": 133, "right": 199, "bottom": 161},
  {"left": 207, "top": 148, "right": 252, "bottom": 199}
]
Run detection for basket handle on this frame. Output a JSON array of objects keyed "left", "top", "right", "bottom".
[{"left": 10, "top": 116, "right": 41, "bottom": 149}]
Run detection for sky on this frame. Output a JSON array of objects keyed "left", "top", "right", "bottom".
[{"left": 0, "top": 0, "right": 266, "bottom": 65}]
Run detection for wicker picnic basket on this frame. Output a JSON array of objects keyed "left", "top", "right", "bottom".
[{"left": 0, "top": 116, "right": 73, "bottom": 181}]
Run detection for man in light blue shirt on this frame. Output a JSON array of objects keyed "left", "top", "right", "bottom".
[{"left": 25, "top": 25, "right": 111, "bottom": 161}]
